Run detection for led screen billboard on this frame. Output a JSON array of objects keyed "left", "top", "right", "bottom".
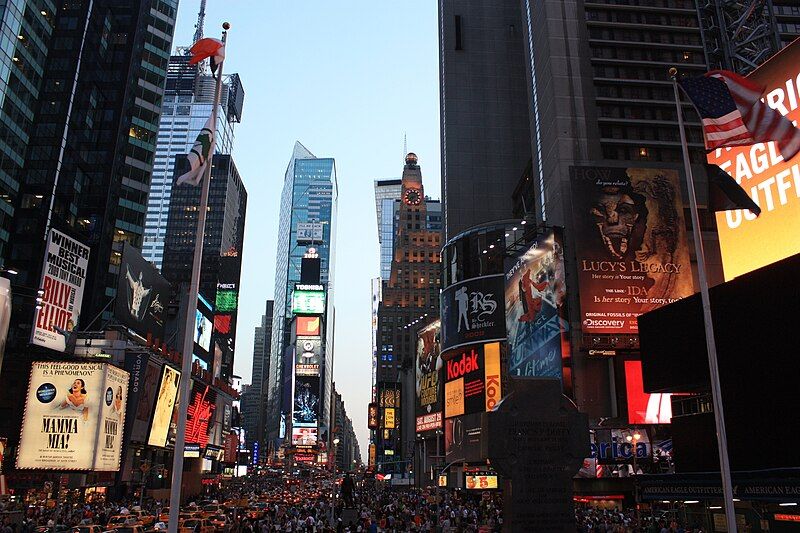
[
  {"left": 295, "top": 337, "right": 321, "bottom": 376},
  {"left": 465, "top": 471, "right": 499, "bottom": 490},
  {"left": 17, "top": 362, "right": 129, "bottom": 471},
  {"left": 31, "top": 229, "right": 90, "bottom": 352},
  {"left": 624, "top": 360, "right": 672, "bottom": 425},
  {"left": 570, "top": 166, "right": 694, "bottom": 334},
  {"left": 147, "top": 365, "right": 181, "bottom": 447},
  {"left": 504, "top": 229, "right": 569, "bottom": 378},
  {"left": 291, "top": 289, "right": 325, "bottom": 315},
  {"left": 707, "top": 38, "right": 800, "bottom": 280},
  {"left": 293, "top": 375, "right": 320, "bottom": 427},
  {"left": 296, "top": 316, "right": 321, "bottom": 337},
  {"left": 292, "top": 427, "right": 318, "bottom": 446},
  {"left": 186, "top": 381, "right": 216, "bottom": 448},
  {"left": 194, "top": 310, "right": 212, "bottom": 351},
  {"left": 415, "top": 319, "right": 442, "bottom": 434},
  {"left": 443, "top": 342, "right": 502, "bottom": 419},
  {"left": 440, "top": 275, "right": 506, "bottom": 352}
]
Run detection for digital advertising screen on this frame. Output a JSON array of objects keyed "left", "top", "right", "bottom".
[
  {"left": 293, "top": 375, "right": 320, "bottom": 427},
  {"left": 17, "top": 362, "right": 129, "bottom": 471},
  {"left": 291, "top": 289, "right": 325, "bottom": 315},
  {"left": 194, "top": 310, "right": 212, "bottom": 351},
  {"left": 707, "top": 38, "right": 800, "bottom": 280},
  {"left": 570, "top": 166, "right": 694, "bottom": 334},
  {"left": 147, "top": 365, "right": 181, "bottom": 447},
  {"left": 504, "top": 229, "right": 569, "bottom": 378},
  {"left": 186, "top": 381, "right": 217, "bottom": 448},
  {"left": 295, "top": 337, "right": 321, "bottom": 376},
  {"left": 465, "top": 471, "right": 499, "bottom": 490},
  {"left": 624, "top": 360, "right": 672, "bottom": 425},
  {"left": 415, "top": 319, "right": 443, "bottom": 434},
  {"left": 114, "top": 242, "right": 170, "bottom": 341},
  {"left": 296, "top": 316, "right": 321, "bottom": 337},
  {"left": 291, "top": 427, "right": 318, "bottom": 446},
  {"left": 440, "top": 275, "right": 506, "bottom": 352},
  {"left": 443, "top": 342, "right": 502, "bottom": 419}
]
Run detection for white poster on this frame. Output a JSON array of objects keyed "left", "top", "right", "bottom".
[
  {"left": 17, "top": 362, "right": 129, "bottom": 471},
  {"left": 31, "top": 229, "right": 90, "bottom": 352}
]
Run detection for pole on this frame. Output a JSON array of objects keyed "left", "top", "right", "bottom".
[
  {"left": 670, "top": 68, "right": 737, "bottom": 533},
  {"left": 633, "top": 436, "right": 640, "bottom": 530},
  {"left": 167, "top": 24, "right": 228, "bottom": 533}
]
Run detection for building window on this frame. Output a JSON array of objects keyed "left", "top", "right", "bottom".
[{"left": 455, "top": 15, "right": 463, "bottom": 50}]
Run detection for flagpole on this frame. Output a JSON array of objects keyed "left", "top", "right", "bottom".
[
  {"left": 167, "top": 23, "right": 229, "bottom": 533},
  {"left": 670, "top": 67, "right": 737, "bottom": 533}
]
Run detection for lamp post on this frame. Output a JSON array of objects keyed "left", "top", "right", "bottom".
[
  {"left": 332, "top": 437, "right": 340, "bottom": 476},
  {"left": 627, "top": 431, "right": 642, "bottom": 529}
]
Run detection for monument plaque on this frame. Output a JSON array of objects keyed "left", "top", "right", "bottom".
[{"left": 483, "top": 379, "right": 588, "bottom": 532}]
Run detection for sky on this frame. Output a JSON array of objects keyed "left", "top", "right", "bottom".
[{"left": 173, "top": 1, "right": 442, "bottom": 458}]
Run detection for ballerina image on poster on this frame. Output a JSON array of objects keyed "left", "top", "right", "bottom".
[
  {"left": 113, "top": 386, "right": 124, "bottom": 416},
  {"left": 59, "top": 378, "right": 89, "bottom": 421}
]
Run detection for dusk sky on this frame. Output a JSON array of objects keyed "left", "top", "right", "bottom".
[{"left": 173, "top": 1, "right": 442, "bottom": 456}]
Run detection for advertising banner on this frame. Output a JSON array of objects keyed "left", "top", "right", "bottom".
[
  {"left": 147, "top": 365, "right": 181, "bottom": 447},
  {"left": 383, "top": 408, "right": 396, "bottom": 429},
  {"left": 122, "top": 352, "right": 148, "bottom": 444},
  {"left": 296, "top": 316, "right": 321, "bottom": 337},
  {"left": 624, "top": 360, "right": 672, "bottom": 425},
  {"left": 444, "top": 412, "right": 483, "bottom": 463},
  {"left": 465, "top": 470, "right": 499, "bottom": 490},
  {"left": 293, "top": 375, "right": 320, "bottom": 427},
  {"left": 114, "top": 243, "right": 169, "bottom": 341},
  {"left": 295, "top": 337, "right": 321, "bottom": 376},
  {"left": 367, "top": 403, "right": 379, "bottom": 430},
  {"left": 570, "top": 166, "right": 694, "bottom": 334},
  {"left": 291, "top": 289, "right": 325, "bottom": 315},
  {"left": 31, "top": 229, "right": 90, "bottom": 352},
  {"left": 504, "top": 229, "right": 568, "bottom": 378},
  {"left": 186, "top": 381, "right": 216, "bottom": 448},
  {"left": 440, "top": 275, "right": 506, "bottom": 352},
  {"left": 415, "top": 319, "right": 442, "bottom": 434},
  {"left": 707, "top": 39, "right": 800, "bottom": 280},
  {"left": 194, "top": 310, "right": 212, "bottom": 352},
  {"left": 17, "top": 362, "right": 129, "bottom": 471},
  {"left": 297, "top": 222, "right": 324, "bottom": 243},
  {"left": 131, "top": 360, "right": 161, "bottom": 442},
  {"left": 443, "top": 342, "right": 502, "bottom": 419},
  {"left": 292, "top": 427, "right": 318, "bottom": 446}
]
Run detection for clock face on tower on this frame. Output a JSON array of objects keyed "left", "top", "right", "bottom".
[{"left": 403, "top": 188, "right": 422, "bottom": 206}]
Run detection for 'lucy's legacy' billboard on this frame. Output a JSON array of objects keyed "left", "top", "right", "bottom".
[{"left": 570, "top": 166, "right": 694, "bottom": 334}]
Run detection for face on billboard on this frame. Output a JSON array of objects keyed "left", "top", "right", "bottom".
[
  {"left": 624, "top": 360, "right": 672, "bottom": 425},
  {"left": 194, "top": 311, "right": 212, "bottom": 351},
  {"left": 570, "top": 166, "right": 694, "bottom": 334},
  {"left": 415, "top": 320, "right": 443, "bottom": 432},
  {"left": 147, "top": 365, "right": 181, "bottom": 447},
  {"left": 708, "top": 39, "right": 800, "bottom": 280},
  {"left": 443, "top": 342, "right": 502, "bottom": 419},
  {"left": 296, "top": 316, "right": 321, "bottom": 337},
  {"left": 504, "top": 230, "right": 569, "bottom": 379},
  {"left": 293, "top": 375, "right": 319, "bottom": 426},
  {"left": 17, "top": 362, "right": 129, "bottom": 471},
  {"left": 292, "top": 427, "right": 318, "bottom": 446}
]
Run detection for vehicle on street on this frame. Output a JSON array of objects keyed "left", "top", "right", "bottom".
[{"left": 178, "top": 518, "right": 214, "bottom": 533}]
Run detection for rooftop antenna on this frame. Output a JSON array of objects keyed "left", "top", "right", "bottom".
[
  {"left": 193, "top": 0, "right": 206, "bottom": 43},
  {"left": 403, "top": 132, "right": 407, "bottom": 162}
]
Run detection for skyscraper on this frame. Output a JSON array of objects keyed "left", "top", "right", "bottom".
[
  {"left": 143, "top": 52, "right": 244, "bottom": 269},
  {"left": 266, "top": 142, "right": 337, "bottom": 446},
  {"left": 374, "top": 179, "right": 402, "bottom": 279},
  {"left": 241, "top": 301, "right": 273, "bottom": 448}
]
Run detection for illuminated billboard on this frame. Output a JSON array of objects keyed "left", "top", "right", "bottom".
[
  {"left": 296, "top": 316, "right": 321, "bottom": 337},
  {"left": 147, "top": 365, "right": 181, "bottom": 447},
  {"left": 17, "top": 362, "right": 129, "bottom": 471},
  {"left": 707, "top": 38, "right": 800, "bottom": 280},
  {"left": 31, "top": 229, "right": 90, "bottom": 352},
  {"left": 291, "top": 289, "right": 325, "bottom": 315},
  {"left": 293, "top": 375, "right": 319, "bottom": 427},
  {"left": 194, "top": 310, "right": 212, "bottom": 351},
  {"left": 440, "top": 275, "right": 506, "bottom": 351},
  {"left": 443, "top": 342, "right": 502, "bottom": 419},
  {"left": 415, "top": 319, "right": 442, "bottom": 434},
  {"left": 465, "top": 471, "right": 498, "bottom": 490},
  {"left": 570, "top": 166, "right": 694, "bottom": 334},
  {"left": 215, "top": 288, "right": 238, "bottom": 312},
  {"left": 504, "top": 229, "right": 569, "bottom": 378},
  {"left": 292, "top": 427, "right": 318, "bottom": 446},
  {"left": 185, "top": 382, "right": 216, "bottom": 448},
  {"left": 114, "top": 243, "right": 170, "bottom": 341},
  {"left": 295, "top": 338, "right": 321, "bottom": 376},
  {"left": 383, "top": 407, "right": 396, "bottom": 429},
  {"left": 624, "top": 360, "right": 672, "bottom": 425},
  {"left": 368, "top": 403, "right": 379, "bottom": 430}
]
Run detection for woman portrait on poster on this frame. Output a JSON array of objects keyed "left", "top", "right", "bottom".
[
  {"left": 60, "top": 378, "right": 89, "bottom": 421},
  {"left": 113, "top": 386, "right": 124, "bottom": 416}
]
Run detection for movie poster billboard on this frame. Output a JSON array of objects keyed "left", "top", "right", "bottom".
[
  {"left": 31, "top": 229, "right": 90, "bottom": 352},
  {"left": 114, "top": 243, "right": 169, "bottom": 341},
  {"left": 707, "top": 38, "right": 800, "bottom": 280},
  {"left": 17, "top": 362, "right": 129, "bottom": 471},
  {"left": 147, "top": 365, "right": 180, "bottom": 447},
  {"left": 293, "top": 375, "right": 320, "bottom": 427},
  {"left": 570, "top": 166, "right": 694, "bottom": 334},
  {"left": 443, "top": 342, "right": 502, "bottom": 419},
  {"left": 415, "top": 319, "right": 442, "bottom": 434},
  {"left": 440, "top": 275, "right": 506, "bottom": 352},
  {"left": 504, "top": 229, "right": 569, "bottom": 378}
]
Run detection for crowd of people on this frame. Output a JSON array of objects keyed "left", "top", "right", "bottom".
[{"left": 574, "top": 507, "right": 707, "bottom": 533}]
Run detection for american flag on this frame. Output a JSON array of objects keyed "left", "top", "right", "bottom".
[{"left": 678, "top": 70, "right": 800, "bottom": 160}]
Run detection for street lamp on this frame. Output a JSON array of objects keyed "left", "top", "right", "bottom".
[
  {"left": 626, "top": 431, "right": 642, "bottom": 528},
  {"left": 333, "top": 438, "right": 340, "bottom": 476}
]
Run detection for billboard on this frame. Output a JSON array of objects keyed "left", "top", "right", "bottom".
[
  {"left": 570, "top": 166, "right": 694, "bottom": 334},
  {"left": 296, "top": 316, "right": 321, "bottom": 337},
  {"left": 292, "top": 427, "right": 318, "bottom": 446},
  {"left": 443, "top": 342, "right": 502, "bottom": 419},
  {"left": 624, "top": 360, "right": 672, "bottom": 425},
  {"left": 215, "top": 285, "right": 238, "bottom": 312},
  {"left": 17, "top": 362, "right": 129, "bottom": 471},
  {"left": 295, "top": 337, "right": 321, "bottom": 375},
  {"left": 293, "top": 375, "right": 320, "bottom": 427},
  {"left": 132, "top": 360, "right": 161, "bottom": 442},
  {"left": 383, "top": 407, "right": 396, "bottom": 429},
  {"left": 114, "top": 243, "right": 169, "bottom": 341},
  {"left": 707, "top": 39, "right": 800, "bottom": 280},
  {"left": 31, "top": 229, "right": 90, "bottom": 352},
  {"left": 291, "top": 289, "right": 325, "bottom": 314},
  {"left": 415, "top": 319, "right": 442, "bottom": 434},
  {"left": 445, "top": 412, "right": 483, "bottom": 463},
  {"left": 440, "top": 275, "right": 506, "bottom": 351},
  {"left": 194, "top": 310, "right": 212, "bottom": 352},
  {"left": 297, "top": 222, "right": 324, "bottom": 243},
  {"left": 504, "top": 229, "right": 569, "bottom": 378},
  {"left": 367, "top": 403, "right": 379, "bottom": 430},
  {"left": 465, "top": 471, "right": 499, "bottom": 490},
  {"left": 186, "top": 381, "right": 216, "bottom": 448},
  {"left": 147, "top": 365, "right": 181, "bottom": 447}
]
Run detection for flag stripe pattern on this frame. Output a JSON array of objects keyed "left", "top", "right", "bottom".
[
  {"left": 176, "top": 115, "right": 215, "bottom": 186},
  {"left": 678, "top": 70, "right": 800, "bottom": 160}
]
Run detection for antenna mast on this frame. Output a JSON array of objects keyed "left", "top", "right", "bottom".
[{"left": 193, "top": 0, "right": 206, "bottom": 43}]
